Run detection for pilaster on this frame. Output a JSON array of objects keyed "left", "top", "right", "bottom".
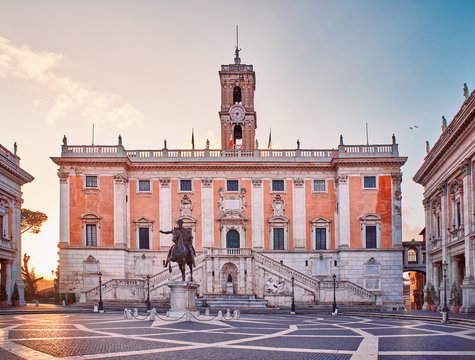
[
  {"left": 336, "top": 174, "right": 350, "bottom": 248},
  {"left": 159, "top": 178, "right": 172, "bottom": 248},
  {"left": 292, "top": 178, "right": 306, "bottom": 249},
  {"left": 251, "top": 177, "right": 264, "bottom": 249},
  {"left": 460, "top": 160, "right": 474, "bottom": 281},
  {"left": 58, "top": 171, "right": 70, "bottom": 245},
  {"left": 113, "top": 174, "right": 128, "bottom": 247},
  {"left": 391, "top": 173, "right": 403, "bottom": 248}
]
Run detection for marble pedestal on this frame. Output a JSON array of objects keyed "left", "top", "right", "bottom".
[{"left": 166, "top": 281, "right": 200, "bottom": 318}]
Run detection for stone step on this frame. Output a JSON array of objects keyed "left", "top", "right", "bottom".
[
  {"left": 196, "top": 294, "right": 267, "bottom": 308},
  {"left": 199, "top": 294, "right": 258, "bottom": 300}
]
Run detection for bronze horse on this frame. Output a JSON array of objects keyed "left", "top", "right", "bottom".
[{"left": 169, "top": 228, "right": 194, "bottom": 282}]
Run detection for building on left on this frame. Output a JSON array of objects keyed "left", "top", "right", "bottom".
[{"left": 0, "top": 144, "right": 34, "bottom": 305}]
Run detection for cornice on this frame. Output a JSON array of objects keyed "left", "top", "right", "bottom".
[{"left": 0, "top": 158, "right": 34, "bottom": 185}]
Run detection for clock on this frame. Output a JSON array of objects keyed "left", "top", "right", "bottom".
[{"left": 229, "top": 104, "right": 245, "bottom": 122}]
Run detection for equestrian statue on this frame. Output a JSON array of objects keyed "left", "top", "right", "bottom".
[{"left": 160, "top": 219, "right": 196, "bottom": 282}]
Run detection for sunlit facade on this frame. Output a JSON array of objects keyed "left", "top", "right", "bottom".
[
  {"left": 414, "top": 86, "right": 475, "bottom": 312},
  {"left": 0, "top": 144, "right": 34, "bottom": 305},
  {"left": 52, "top": 52, "right": 407, "bottom": 309}
]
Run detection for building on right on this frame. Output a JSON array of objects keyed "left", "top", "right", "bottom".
[{"left": 413, "top": 84, "right": 475, "bottom": 313}]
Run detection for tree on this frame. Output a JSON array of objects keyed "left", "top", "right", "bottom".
[
  {"left": 21, "top": 209, "right": 47, "bottom": 234},
  {"left": 21, "top": 253, "right": 43, "bottom": 301}
]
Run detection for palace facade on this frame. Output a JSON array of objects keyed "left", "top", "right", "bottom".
[
  {"left": 0, "top": 144, "right": 34, "bottom": 305},
  {"left": 413, "top": 85, "right": 475, "bottom": 313},
  {"left": 52, "top": 51, "right": 407, "bottom": 309}
]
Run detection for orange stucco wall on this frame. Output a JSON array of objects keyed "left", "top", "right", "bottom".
[
  {"left": 69, "top": 175, "right": 114, "bottom": 246},
  {"left": 242, "top": 179, "right": 252, "bottom": 248},
  {"left": 305, "top": 179, "right": 336, "bottom": 250},
  {"left": 129, "top": 179, "right": 160, "bottom": 249},
  {"left": 349, "top": 176, "right": 392, "bottom": 248}
]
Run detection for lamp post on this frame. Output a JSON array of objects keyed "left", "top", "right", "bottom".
[
  {"left": 442, "top": 261, "right": 449, "bottom": 323},
  {"left": 291, "top": 275, "right": 296, "bottom": 314},
  {"left": 332, "top": 273, "right": 338, "bottom": 313},
  {"left": 146, "top": 275, "right": 151, "bottom": 311},
  {"left": 98, "top": 272, "right": 103, "bottom": 311}
]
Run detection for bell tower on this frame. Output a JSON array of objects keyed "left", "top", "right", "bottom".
[{"left": 219, "top": 32, "right": 256, "bottom": 150}]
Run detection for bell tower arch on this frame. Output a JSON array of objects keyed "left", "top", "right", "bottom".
[{"left": 219, "top": 45, "right": 257, "bottom": 150}]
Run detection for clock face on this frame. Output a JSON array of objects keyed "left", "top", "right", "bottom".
[{"left": 229, "top": 105, "right": 245, "bottom": 122}]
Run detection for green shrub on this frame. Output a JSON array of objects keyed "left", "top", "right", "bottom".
[
  {"left": 424, "top": 282, "right": 438, "bottom": 305},
  {"left": 449, "top": 281, "right": 462, "bottom": 306},
  {"left": 67, "top": 293, "right": 76, "bottom": 304},
  {"left": 12, "top": 283, "right": 20, "bottom": 301},
  {"left": 0, "top": 284, "right": 7, "bottom": 301}
]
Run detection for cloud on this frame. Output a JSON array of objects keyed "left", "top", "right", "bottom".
[{"left": 0, "top": 36, "right": 143, "bottom": 128}]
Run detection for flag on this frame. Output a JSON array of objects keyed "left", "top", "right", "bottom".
[
  {"left": 267, "top": 128, "right": 272, "bottom": 149},
  {"left": 191, "top": 128, "right": 195, "bottom": 150},
  {"left": 229, "top": 127, "right": 233, "bottom": 148}
]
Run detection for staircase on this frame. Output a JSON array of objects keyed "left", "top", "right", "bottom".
[{"left": 196, "top": 294, "right": 267, "bottom": 308}]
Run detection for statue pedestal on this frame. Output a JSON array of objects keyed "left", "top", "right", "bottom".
[{"left": 166, "top": 281, "right": 199, "bottom": 318}]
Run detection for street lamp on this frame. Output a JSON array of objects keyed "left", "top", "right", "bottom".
[
  {"left": 146, "top": 275, "right": 151, "bottom": 311},
  {"left": 98, "top": 271, "right": 103, "bottom": 311},
  {"left": 332, "top": 273, "right": 338, "bottom": 313},
  {"left": 291, "top": 275, "right": 296, "bottom": 314},
  {"left": 442, "top": 261, "right": 449, "bottom": 322}
]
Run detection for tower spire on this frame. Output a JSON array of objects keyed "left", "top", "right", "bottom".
[{"left": 234, "top": 25, "right": 241, "bottom": 64}]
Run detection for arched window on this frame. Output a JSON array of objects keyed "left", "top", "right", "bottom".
[
  {"left": 233, "top": 125, "right": 242, "bottom": 139},
  {"left": 408, "top": 249, "right": 417, "bottom": 263},
  {"left": 233, "top": 86, "right": 242, "bottom": 103},
  {"left": 226, "top": 230, "right": 240, "bottom": 248}
]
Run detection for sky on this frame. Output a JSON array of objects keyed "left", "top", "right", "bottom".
[{"left": 1, "top": 1, "right": 474, "bottom": 279}]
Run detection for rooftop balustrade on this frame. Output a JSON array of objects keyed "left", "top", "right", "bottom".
[{"left": 60, "top": 143, "right": 399, "bottom": 161}]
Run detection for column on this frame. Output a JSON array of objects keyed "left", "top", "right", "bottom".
[
  {"left": 440, "top": 182, "right": 448, "bottom": 263},
  {"left": 423, "top": 198, "right": 432, "bottom": 283},
  {"left": 201, "top": 178, "right": 214, "bottom": 248},
  {"left": 391, "top": 173, "right": 403, "bottom": 248},
  {"left": 293, "top": 178, "right": 306, "bottom": 249},
  {"left": 451, "top": 257, "right": 459, "bottom": 285},
  {"left": 460, "top": 160, "right": 474, "bottom": 281},
  {"left": 58, "top": 171, "right": 70, "bottom": 245},
  {"left": 12, "top": 199, "right": 25, "bottom": 305},
  {"left": 251, "top": 178, "right": 264, "bottom": 249},
  {"left": 336, "top": 174, "right": 350, "bottom": 248},
  {"left": 113, "top": 174, "right": 128, "bottom": 247},
  {"left": 159, "top": 178, "right": 172, "bottom": 248}
]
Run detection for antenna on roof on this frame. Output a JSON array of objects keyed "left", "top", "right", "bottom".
[
  {"left": 234, "top": 25, "right": 241, "bottom": 64},
  {"left": 92, "top": 123, "right": 95, "bottom": 146},
  {"left": 366, "top": 122, "right": 369, "bottom": 145}
]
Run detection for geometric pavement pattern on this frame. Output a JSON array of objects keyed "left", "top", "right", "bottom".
[{"left": 0, "top": 313, "right": 474, "bottom": 359}]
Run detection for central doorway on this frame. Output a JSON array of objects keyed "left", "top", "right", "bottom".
[{"left": 226, "top": 230, "right": 240, "bottom": 248}]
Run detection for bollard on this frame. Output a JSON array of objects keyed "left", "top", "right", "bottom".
[
  {"left": 233, "top": 309, "right": 240, "bottom": 320},
  {"left": 185, "top": 311, "right": 192, "bottom": 322},
  {"left": 94, "top": 305, "right": 98, "bottom": 313},
  {"left": 35, "top": 300, "right": 39, "bottom": 307},
  {"left": 226, "top": 309, "right": 231, "bottom": 318},
  {"left": 150, "top": 309, "right": 156, "bottom": 321},
  {"left": 205, "top": 307, "right": 210, "bottom": 316},
  {"left": 62, "top": 300, "right": 66, "bottom": 306},
  {"left": 133, "top": 308, "right": 138, "bottom": 317},
  {"left": 126, "top": 309, "right": 133, "bottom": 319},
  {"left": 217, "top": 310, "right": 224, "bottom": 320},
  {"left": 123, "top": 308, "right": 128, "bottom": 318},
  {"left": 441, "top": 311, "right": 448, "bottom": 323}
]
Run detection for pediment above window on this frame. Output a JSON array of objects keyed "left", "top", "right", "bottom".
[{"left": 310, "top": 217, "right": 332, "bottom": 225}]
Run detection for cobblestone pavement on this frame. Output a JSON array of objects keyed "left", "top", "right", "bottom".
[{"left": 0, "top": 312, "right": 474, "bottom": 359}]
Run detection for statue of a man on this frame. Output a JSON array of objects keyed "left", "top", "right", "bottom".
[
  {"left": 463, "top": 83, "right": 469, "bottom": 99},
  {"left": 160, "top": 219, "right": 196, "bottom": 267}
]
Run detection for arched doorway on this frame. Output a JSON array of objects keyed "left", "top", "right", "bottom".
[
  {"left": 221, "top": 262, "right": 238, "bottom": 294},
  {"left": 226, "top": 230, "right": 240, "bottom": 248}
]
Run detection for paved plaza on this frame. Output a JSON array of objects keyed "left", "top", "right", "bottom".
[{"left": 0, "top": 312, "right": 474, "bottom": 359}]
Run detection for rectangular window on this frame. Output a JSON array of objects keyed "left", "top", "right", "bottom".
[
  {"left": 314, "top": 180, "right": 326, "bottom": 192},
  {"left": 86, "top": 224, "right": 97, "bottom": 246},
  {"left": 315, "top": 228, "right": 326, "bottom": 250},
  {"left": 85, "top": 176, "right": 98, "bottom": 188},
  {"left": 139, "top": 228, "right": 149, "bottom": 249},
  {"left": 363, "top": 176, "right": 376, "bottom": 189},
  {"left": 227, "top": 180, "right": 239, "bottom": 192},
  {"left": 180, "top": 179, "right": 192, "bottom": 192},
  {"left": 272, "top": 180, "right": 284, "bottom": 192},
  {"left": 139, "top": 180, "right": 150, "bottom": 192},
  {"left": 456, "top": 201, "right": 461, "bottom": 227},
  {"left": 437, "top": 215, "right": 440, "bottom": 237},
  {"left": 273, "top": 228, "right": 284, "bottom": 250},
  {"left": 366, "top": 225, "right": 377, "bottom": 248}
]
